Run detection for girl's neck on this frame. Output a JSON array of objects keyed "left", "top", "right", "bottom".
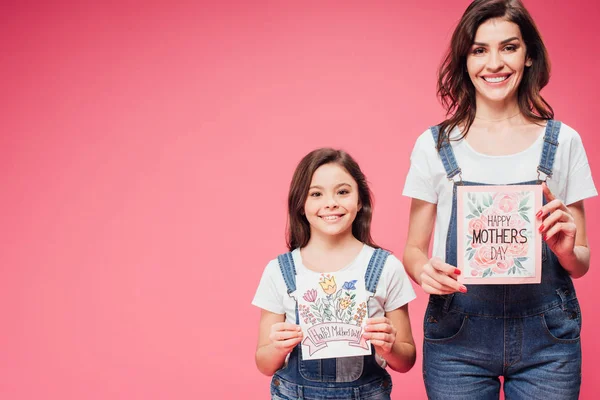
[{"left": 301, "top": 234, "right": 364, "bottom": 273}]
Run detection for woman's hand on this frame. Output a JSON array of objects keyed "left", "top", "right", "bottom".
[
  {"left": 538, "top": 182, "right": 577, "bottom": 259},
  {"left": 419, "top": 257, "right": 466, "bottom": 295}
]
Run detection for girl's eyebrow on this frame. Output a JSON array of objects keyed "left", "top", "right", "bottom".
[
  {"left": 473, "top": 36, "right": 521, "bottom": 46},
  {"left": 309, "top": 183, "right": 352, "bottom": 190}
]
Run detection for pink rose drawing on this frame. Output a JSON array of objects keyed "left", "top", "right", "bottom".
[
  {"left": 492, "top": 255, "right": 514, "bottom": 274},
  {"left": 469, "top": 245, "right": 496, "bottom": 276},
  {"left": 303, "top": 289, "right": 318, "bottom": 303},
  {"left": 507, "top": 241, "right": 529, "bottom": 257},
  {"left": 468, "top": 216, "right": 487, "bottom": 248},
  {"left": 493, "top": 193, "right": 520, "bottom": 214}
]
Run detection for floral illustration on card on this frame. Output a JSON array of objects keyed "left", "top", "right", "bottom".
[
  {"left": 463, "top": 191, "right": 534, "bottom": 278},
  {"left": 298, "top": 275, "right": 366, "bottom": 326}
]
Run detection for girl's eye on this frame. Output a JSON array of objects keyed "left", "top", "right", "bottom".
[
  {"left": 338, "top": 189, "right": 349, "bottom": 195},
  {"left": 310, "top": 192, "right": 321, "bottom": 197}
]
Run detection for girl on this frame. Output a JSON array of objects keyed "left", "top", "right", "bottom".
[
  {"left": 403, "top": 1, "right": 596, "bottom": 399},
  {"left": 253, "top": 148, "right": 416, "bottom": 400}
]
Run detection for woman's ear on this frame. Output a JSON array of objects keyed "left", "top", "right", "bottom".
[{"left": 525, "top": 57, "right": 533, "bottom": 67}]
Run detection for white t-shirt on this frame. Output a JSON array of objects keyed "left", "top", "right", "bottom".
[
  {"left": 252, "top": 244, "right": 416, "bottom": 325},
  {"left": 402, "top": 122, "right": 597, "bottom": 262}
]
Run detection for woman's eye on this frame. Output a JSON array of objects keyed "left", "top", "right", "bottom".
[
  {"left": 504, "top": 45, "right": 517, "bottom": 52},
  {"left": 472, "top": 47, "right": 485, "bottom": 55}
]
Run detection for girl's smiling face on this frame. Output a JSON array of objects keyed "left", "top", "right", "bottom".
[{"left": 304, "top": 163, "right": 361, "bottom": 241}]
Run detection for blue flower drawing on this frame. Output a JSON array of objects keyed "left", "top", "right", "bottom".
[{"left": 342, "top": 280, "right": 357, "bottom": 290}]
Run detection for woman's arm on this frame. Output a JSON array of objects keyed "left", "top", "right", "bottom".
[{"left": 403, "top": 198, "right": 464, "bottom": 294}]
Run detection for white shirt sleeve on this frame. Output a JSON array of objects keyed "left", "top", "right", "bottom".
[
  {"left": 562, "top": 125, "right": 597, "bottom": 205},
  {"left": 380, "top": 255, "right": 417, "bottom": 312},
  {"left": 251, "top": 260, "right": 286, "bottom": 314},
  {"left": 402, "top": 130, "right": 439, "bottom": 204}
]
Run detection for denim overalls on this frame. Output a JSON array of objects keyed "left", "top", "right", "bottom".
[
  {"left": 270, "top": 249, "right": 393, "bottom": 400},
  {"left": 423, "top": 120, "right": 582, "bottom": 400}
]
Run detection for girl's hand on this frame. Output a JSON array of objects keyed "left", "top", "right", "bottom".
[
  {"left": 362, "top": 317, "right": 397, "bottom": 356},
  {"left": 269, "top": 322, "right": 303, "bottom": 355},
  {"left": 419, "top": 257, "right": 466, "bottom": 295},
  {"left": 538, "top": 183, "right": 576, "bottom": 259}
]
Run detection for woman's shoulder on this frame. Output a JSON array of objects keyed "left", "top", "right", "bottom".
[{"left": 556, "top": 121, "right": 583, "bottom": 143}]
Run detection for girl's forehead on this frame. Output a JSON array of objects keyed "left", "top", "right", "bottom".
[{"left": 310, "top": 163, "right": 356, "bottom": 185}]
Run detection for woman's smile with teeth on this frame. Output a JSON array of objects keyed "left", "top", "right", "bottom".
[{"left": 483, "top": 75, "right": 510, "bottom": 83}]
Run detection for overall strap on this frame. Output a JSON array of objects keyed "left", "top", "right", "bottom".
[
  {"left": 431, "top": 125, "right": 462, "bottom": 180},
  {"left": 277, "top": 252, "right": 296, "bottom": 294},
  {"left": 364, "top": 248, "right": 391, "bottom": 293},
  {"left": 537, "top": 120, "right": 561, "bottom": 179}
]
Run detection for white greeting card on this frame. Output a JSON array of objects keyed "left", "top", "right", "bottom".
[{"left": 296, "top": 271, "right": 371, "bottom": 360}]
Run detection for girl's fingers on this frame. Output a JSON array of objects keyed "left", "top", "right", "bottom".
[{"left": 273, "top": 336, "right": 303, "bottom": 350}]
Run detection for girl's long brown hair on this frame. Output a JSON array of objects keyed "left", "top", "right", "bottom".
[
  {"left": 437, "top": 0, "right": 553, "bottom": 149},
  {"left": 286, "top": 148, "right": 378, "bottom": 251}
]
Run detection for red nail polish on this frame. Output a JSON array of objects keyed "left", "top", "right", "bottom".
[
  {"left": 538, "top": 224, "right": 545, "bottom": 232},
  {"left": 459, "top": 286, "right": 468, "bottom": 293},
  {"left": 543, "top": 234, "right": 547, "bottom": 241},
  {"left": 536, "top": 210, "right": 543, "bottom": 218},
  {"left": 454, "top": 268, "right": 461, "bottom": 275}
]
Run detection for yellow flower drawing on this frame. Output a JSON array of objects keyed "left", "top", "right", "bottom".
[
  {"left": 340, "top": 296, "right": 352, "bottom": 309},
  {"left": 319, "top": 275, "right": 337, "bottom": 295}
]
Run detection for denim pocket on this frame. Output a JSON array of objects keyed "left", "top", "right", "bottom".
[
  {"left": 540, "top": 299, "right": 581, "bottom": 343},
  {"left": 423, "top": 305, "right": 468, "bottom": 342}
]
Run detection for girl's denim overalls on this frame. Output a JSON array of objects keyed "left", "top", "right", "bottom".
[
  {"left": 423, "top": 120, "right": 582, "bottom": 400},
  {"left": 270, "top": 249, "right": 393, "bottom": 400}
]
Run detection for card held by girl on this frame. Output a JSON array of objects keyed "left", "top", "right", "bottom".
[{"left": 296, "top": 271, "right": 372, "bottom": 360}]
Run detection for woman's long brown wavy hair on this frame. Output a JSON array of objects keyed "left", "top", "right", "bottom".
[
  {"left": 437, "top": 0, "right": 553, "bottom": 149},
  {"left": 286, "top": 148, "right": 378, "bottom": 251}
]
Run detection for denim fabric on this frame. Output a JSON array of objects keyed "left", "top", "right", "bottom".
[
  {"left": 423, "top": 121, "right": 581, "bottom": 400},
  {"left": 272, "top": 249, "right": 393, "bottom": 400}
]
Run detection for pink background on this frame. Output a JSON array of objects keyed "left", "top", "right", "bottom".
[{"left": 2, "top": 1, "right": 599, "bottom": 399}]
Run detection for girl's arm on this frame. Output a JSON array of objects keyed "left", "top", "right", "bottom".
[
  {"left": 539, "top": 183, "right": 590, "bottom": 278},
  {"left": 362, "top": 305, "right": 416, "bottom": 373},
  {"left": 403, "top": 198, "right": 464, "bottom": 294},
  {"left": 255, "top": 309, "right": 302, "bottom": 376}
]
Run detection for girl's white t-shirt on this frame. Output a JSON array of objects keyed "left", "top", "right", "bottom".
[
  {"left": 402, "top": 122, "right": 597, "bottom": 262},
  {"left": 252, "top": 244, "right": 416, "bottom": 325}
]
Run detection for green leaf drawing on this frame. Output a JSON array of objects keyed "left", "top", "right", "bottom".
[
  {"left": 520, "top": 213, "right": 530, "bottom": 223},
  {"left": 483, "top": 269, "right": 492, "bottom": 278}
]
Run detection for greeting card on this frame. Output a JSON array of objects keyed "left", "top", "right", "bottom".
[
  {"left": 456, "top": 185, "right": 542, "bottom": 284},
  {"left": 296, "top": 271, "right": 371, "bottom": 360}
]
